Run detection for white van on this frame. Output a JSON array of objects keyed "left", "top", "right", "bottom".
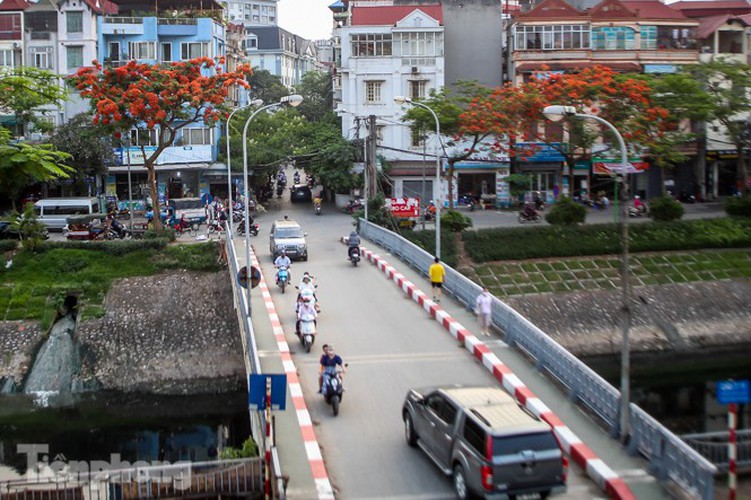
[{"left": 34, "top": 197, "right": 103, "bottom": 230}]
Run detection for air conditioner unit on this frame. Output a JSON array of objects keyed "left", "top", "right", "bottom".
[{"left": 411, "top": 66, "right": 418, "bottom": 73}]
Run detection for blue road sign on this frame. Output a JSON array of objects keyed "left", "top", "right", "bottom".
[
  {"left": 717, "top": 379, "right": 750, "bottom": 405},
  {"left": 248, "top": 374, "right": 287, "bottom": 410}
]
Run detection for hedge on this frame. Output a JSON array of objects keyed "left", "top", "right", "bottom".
[
  {"left": 725, "top": 196, "right": 751, "bottom": 217},
  {"left": 402, "top": 230, "right": 458, "bottom": 268},
  {"left": 36, "top": 237, "right": 170, "bottom": 256},
  {"left": 0, "top": 240, "right": 18, "bottom": 253},
  {"left": 462, "top": 218, "right": 751, "bottom": 262}
]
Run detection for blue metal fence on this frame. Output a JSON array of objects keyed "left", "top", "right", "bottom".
[{"left": 359, "top": 219, "right": 716, "bottom": 499}]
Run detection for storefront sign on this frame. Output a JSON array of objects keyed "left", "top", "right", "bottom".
[
  {"left": 385, "top": 197, "right": 420, "bottom": 218},
  {"left": 495, "top": 166, "right": 511, "bottom": 207},
  {"left": 516, "top": 143, "right": 566, "bottom": 163},
  {"left": 592, "top": 158, "right": 648, "bottom": 175},
  {"left": 114, "top": 146, "right": 158, "bottom": 166}
]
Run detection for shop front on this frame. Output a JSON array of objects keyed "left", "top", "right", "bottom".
[
  {"left": 516, "top": 142, "right": 566, "bottom": 204},
  {"left": 453, "top": 161, "right": 509, "bottom": 208}
]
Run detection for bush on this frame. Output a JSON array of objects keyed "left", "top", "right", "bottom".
[
  {"left": 402, "top": 230, "right": 458, "bottom": 268},
  {"left": 545, "top": 196, "right": 586, "bottom": 226},
  {"left": 649, "top": 195, "right": 684, "bottom": 221},
  {"left": 218, "top": 437, "right": 258, "bottom": 459},
  {"left": 36, "top": 238, "right": 170, "bottom": 255},
  {"left": 0, "top": 240, "right": 18, "bottom": 253},
  {"left": 462, "top": 217, "right": 751, "bottom": 262},
  {"left": 440, "top": 210, "right": 473, "bottom": 232},
  {"left": 724, "top": 196, "right": 751, "bottom": 217}
]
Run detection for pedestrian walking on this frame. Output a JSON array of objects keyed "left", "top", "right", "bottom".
[
  {"left": 428, "top": 256, "right": 446, "bottom": 303},
  {"left": 475, "top": 287, "right": 493, "bottom": 336}
]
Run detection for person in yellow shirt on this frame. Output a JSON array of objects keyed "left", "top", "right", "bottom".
[{"left": 428, "top": 256, "right": 446, "bottom": 303}]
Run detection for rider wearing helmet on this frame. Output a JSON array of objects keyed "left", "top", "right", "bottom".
[
  {"left": 274, "top": 251, "right": 292, "bottom": 284},
  {"left": 347, "top": 230, "right": 361, "bottom": 259},
  {"left": 295, "top": 295, "right": 318, "bottom": 336}
]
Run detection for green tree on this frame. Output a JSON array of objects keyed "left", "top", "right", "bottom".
[
  {"left": 0, "top": 128, "right": 73, "bottom": 210},
  {"left": 5, "top": 202, "right": 48, "bottom": 251},
  {"left": 50, "top": 113, "right": 116, "bottom": 193},
  {"left": 294, "top": 119, "right": 358, "bottom": 194},
  {"left": 296, "top": 71, "right": 333, "bottom": 123},
  {"left": 683, "top": 59, "right": 751, "bottom": 195},
  {"left": 399, "top": 82, "right": 495, "bottom": 209},
  {"left": 0, "top": 66, "right": 67, "bottom": 136},
  {"left": 248, "top": 68, "right": 288, "bottom": 105}
]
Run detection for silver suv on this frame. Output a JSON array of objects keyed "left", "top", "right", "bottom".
[
  {"left": 402, "top": 385, "right": 567, "bottom": 499},
  {"left": 269, "top": 219, "right": 308, "bottom": 261}
]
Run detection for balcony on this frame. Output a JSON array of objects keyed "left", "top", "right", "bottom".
[
  {"left": 102, "top": 17, "right": 144, "bottom": 35},
  {"left": 157, "top": 17, "right": 198, "bottom": 36}
]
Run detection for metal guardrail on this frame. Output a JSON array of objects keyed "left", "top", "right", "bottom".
[
  {"left": 358, "top": 219, "right": 717, "bottom": 499},
  {"left": 225, "top": 229, "right": 286, "bottom": 498},
  {"left": 0, "top": 458, "right": 264, "bottom": 499},
  {"left": 681, "top": 429, "right": 751, "bottom": 471}
]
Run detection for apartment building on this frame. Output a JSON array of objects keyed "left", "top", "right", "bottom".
[{"left": 243, "top": 25, "right": 322, "bottom": 88}]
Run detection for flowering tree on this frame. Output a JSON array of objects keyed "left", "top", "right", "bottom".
[
  {"left": 464, "top": 66, "right": 680, "bottom": 191},
  {"left": 70, "top": 58, "right": 252, "bottom": 231}
]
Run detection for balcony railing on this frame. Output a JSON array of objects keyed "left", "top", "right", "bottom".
[
  {"left": 158, "top": 18, "right": 198, "bottom": 25},
  {"left": 103, "top": 17, "right": 144, "bottom": 24}
]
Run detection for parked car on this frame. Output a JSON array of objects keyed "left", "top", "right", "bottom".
[
  {"left": 290, "top": 184, "right": 312, "bottom": 203},
  {"left": 402, "top": 385, "right": 567, "bottom": 499},
  {"left": 269, "top": 219, "right": 308, "bottom": 261}
]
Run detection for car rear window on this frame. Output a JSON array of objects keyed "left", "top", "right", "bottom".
[
  {"left": 492, "top": 432, "right": 559, "bottom": 456},
  {"left": 275, "top": 227, "right": 304, "bottom": 238}
]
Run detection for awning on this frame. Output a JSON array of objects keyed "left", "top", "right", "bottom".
[
  {"left": 516, "top": 61, "right": 642, "bottom": 72},
  {"left": 107, "top": 163, "right": 211, "bottom": 173}
]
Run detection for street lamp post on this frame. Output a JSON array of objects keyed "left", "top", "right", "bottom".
[
  {"left": 242, "top": 94, "right": 303, "bottom": 315},
  {"left": 395, "top": 96, "right": 442, "bottom": 261},
  {"left": 543, "top": 105, "right": 632, "bottom": 443},
  {"left": 226, "top": 99, "right": 263, "bottom": 227}
]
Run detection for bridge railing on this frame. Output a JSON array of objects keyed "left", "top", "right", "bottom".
[
  {"left": 359, "top": 219, "right": 717, "bottom": 498},
  {"left": 681, "top": 429, "right": 751, "bottom": 471},
  {"left": 225, "top": 229, "right": 286, "bottom": 498}
]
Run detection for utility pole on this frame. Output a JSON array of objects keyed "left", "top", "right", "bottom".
[{"left": 368, "top": 115, "right": 377, "bottom": 198}]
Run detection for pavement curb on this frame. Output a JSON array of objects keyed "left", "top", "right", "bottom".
[
  {"left": 341, "top": 237, "right": 634, "bottom": 500},
  {"left": 250, "top": 249, "right": 335, "bottom": 500}
]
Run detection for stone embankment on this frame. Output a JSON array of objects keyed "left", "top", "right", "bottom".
[
  {"left": 2, "top": 270, "right": 749, "bottom": 393},
  {"left": 0, "top": 270, "right": 245, "bottom": 395}
]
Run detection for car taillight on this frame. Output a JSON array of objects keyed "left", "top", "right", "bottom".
[
  {"left": 482, "top": 435, "right": 493, "bottom": 490},
  {"left": 562, "top": 455, "right": 569, "bottom": 483}
]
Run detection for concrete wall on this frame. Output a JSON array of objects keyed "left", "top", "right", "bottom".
[{"left": 443, "top": 0, "right": 503, "bottom": 88}]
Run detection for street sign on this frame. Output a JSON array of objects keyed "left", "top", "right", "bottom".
[
  {"left": 237, "top": 266, "right": 261, "bottom": 289},
  {"left": 716, "top": 379, "right": 750, "bottom": 405},
  {"left": 248, "top": 374, "right": 287, "bottom": 410}
]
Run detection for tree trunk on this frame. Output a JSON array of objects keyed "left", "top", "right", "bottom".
[
  {"left": 146, "top": 159, "right": 163, "bottom": 233},
  {"left": 447, "top": 162, "right": 455, "bottom": 210},
  {"left": 738, "top": 145, "right": 748, "bottom": 196}
]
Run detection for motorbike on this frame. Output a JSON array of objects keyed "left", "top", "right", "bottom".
[
  {"left": 237, "top": 217, "right": 259, "bottom": 236},
  {"left": 298, "top": 308, "right": 317, "bottom": 353},
  {"left": 276, "top": 266, "right": 290, "bottom": 293},
  {"left": 170, "top": 215, "right": 199, "bottom": 237},
  {"left": 293, "top": 172, "right": 301, "bottom": 184},
  {"left": 108, "top": 217, "right": 132, "bottom": 239},
  {"left": 678, "top": 190, "right": 696, "bottom": 204},
  {"left": 314, "top": 201, "right": 322, "bottom": 216},
  {"left": 232, "top": 209, "right": 244, "bottom": 223},
  {"left": 518, "top": 207, "right": 542, "bottom": 224},
  {"left": 348, "top": 246, "right": 361, "bottom": 267},
  {"left": 321, "top": 366, "right": 347, "bottom": 416},
  {"left": 345, "top": 198, "right": 364, "bottom": 214},
  {"left": 64, "top": 215, "right": 114, "bottom": 241},
  {"left": 276, "top": 184, "right": 285, "bottom": 198},
  {"left": 207, "top": 218, "right": 227, "bottom": 235},
  {"left": 629, "top": 206, "right": 649, "bottom": 218}
]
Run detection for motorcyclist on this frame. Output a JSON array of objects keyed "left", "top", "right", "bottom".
[
  {"left": 347, "top": 230, "right": 361, "bottom": 260},
  {"left": 274, "top": 251, "right": 292, "bottom": 284},
  {"left": 521, "top": 203, "right": 538, "bottom": 218},
  {"left": 295, "top": 296, "right": 318, "bottom": 337},
  {"left": 318, "top": 344, "right": 345, "bottom": 393},
  {"left": 293, "top": 171, "right": 301, "bottom": 184},
  {"left": 633, "top": 195, "right": 646, "bottom": 213}
]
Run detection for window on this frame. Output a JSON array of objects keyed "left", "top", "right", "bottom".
[
  {"left": 425, "top": 395, "right": 457, "bottom": 425},
  {"left": 246, "top": 36, "right": 258, "bottom": 49},
  {"left": 130, "top": 128, "right": 157, "bottom": 146},
  {"left": 640, "top": 26, "right": 657, "bottom": 50},
  {"left": 375, "top": 125, "right": 385, "bottom": 144},
  {"left": 108, "top": 42, "right": 120, "bottom": 61},
  {"left": 66, "top": 11, "right": 83, "bottom": 33},
  {"left": 409, "top": 80, "right": 426, "bottom": 100},
  {"left": 0, "top": 49, "right": 14, "bottom": 67},
  {"left": 66, "top": 46, "right": 83, "bottom": 69},
  {"left": 129, "top": 41, "right": 156, "bottom": 60},
  {"left": 160, "top": 42, "right": 172, "bottom": 62},
  {"left": 365, "top": 81, "right": 382, "bottom": 103},
  {"left": 393, "top": 32, "right": 443, "bottom": 57},
  {"left": 181, "top": 42, "right": 209, "bottom": 59},
  {"left": 351, "top": 33, "right": 392, "bottom": 57},
  {"left": 411, "top": 128, "right": 425, "bottom": 147},
  {"left": 515, "top": 25, "right": 590, "bottom": 50},
  {"left": 591, "top": 27, "right": 635, "bottom": 50},
  {"left": 177, "top": 127, "right": 213, "bottom": 146},
  {"left": 463, "top": 417, "right": 486, "bottom": 456},
  {"left": 33, "top": 51, "right": 49, "bottom": 69}
]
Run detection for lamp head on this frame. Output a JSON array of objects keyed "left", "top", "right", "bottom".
[
  {"left": 282, "top": 94, "right": 304, "bottom": 107},
  {"left": 394, "top": 96, "right": 412, "bottom": 105},
  {"left": 543, "top": 105, "right": 576, "bottom": 122},
  {"left": 251, "top": 99, "right": 264, "bottom": 107}
]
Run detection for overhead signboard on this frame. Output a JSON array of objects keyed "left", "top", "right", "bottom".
[
  {"left": 592, "top": 158, "right": 648, "bottom": 175},
  {"left": 385, "top": 197, "right": 420, "bottom": 218},
  {"left": 716, "top": 379, "right": 750, "bottom": 405}
]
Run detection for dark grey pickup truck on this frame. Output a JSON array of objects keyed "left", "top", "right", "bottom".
[{"left": 402, "top": 385, "right": 567, "bottom": 499}]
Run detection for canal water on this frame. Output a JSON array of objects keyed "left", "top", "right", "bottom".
[{"left": 0, "top": 390, "right": 250, "bottom": 478}]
